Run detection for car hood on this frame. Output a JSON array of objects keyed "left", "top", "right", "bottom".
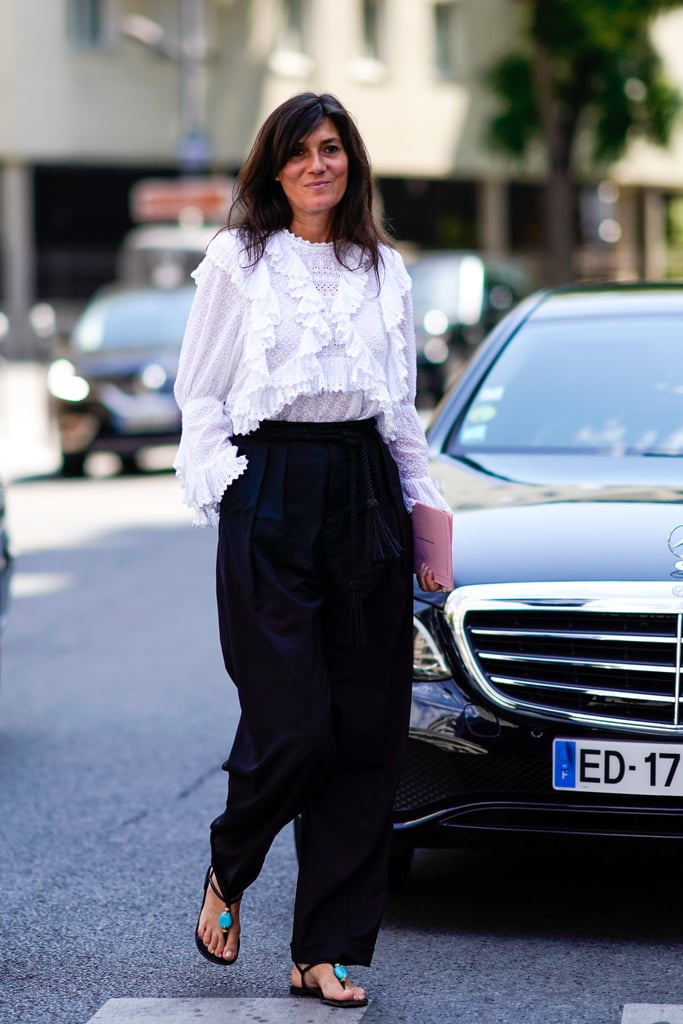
[{"left": 427, "top": 452, "right": 683, "bottom": 586}]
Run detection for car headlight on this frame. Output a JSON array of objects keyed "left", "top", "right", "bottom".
[
  {"left": 423, "top": 308, "right": 449, "bottom": 335},
  {"left": 47, "top": 359, "right": 90, "bottom": 402},
  {"left": 413, "top": 614, "right": 451, "bottom": 680}
]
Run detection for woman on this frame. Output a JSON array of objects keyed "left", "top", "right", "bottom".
[{"left": 174, "top": 91, "right": 449, "bottom": 1008}]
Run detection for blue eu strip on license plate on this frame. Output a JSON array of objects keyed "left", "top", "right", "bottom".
[
  {"left": 554, "top": 740, "right": 576, "bottom": 789},
  {"left": 552, "top": 738, "right": 683, "bottom": 795}
]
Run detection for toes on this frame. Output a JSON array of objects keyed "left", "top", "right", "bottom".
[
  {"left": 200, "top": 926, "right": 224, "bottom": 957},
  {"left": 223, "top": 929, "right": 240, "bottom": 960},
  {"left": 295, "top": 966, "right": 365, "bottom": 1003},
  {"left": 341, "top": 978, "right": 366, "bottom": 1003}
]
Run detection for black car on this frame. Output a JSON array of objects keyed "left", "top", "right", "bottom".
[
  {"left": 406, "top": 250, "right": 532, "bottom": 406},
  {"left": 394, "top": 284, "right": 683, "bottom": 879},
  {"left": 0, "top": 479, "right": 12, "bottom": 682},
  {"left": 47, "top": 284, "right": 195, "bottom": 476}
]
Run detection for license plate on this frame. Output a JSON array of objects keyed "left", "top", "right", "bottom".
[{"left": 553, "top": 738, "right": 683, "bottom": 795}]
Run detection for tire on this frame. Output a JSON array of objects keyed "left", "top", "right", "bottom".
[
  {"left": 60, "top": 453, "right": 86, "bottom": 478},
  {"left": 119, "top": 453, "right": 141, "bottom": 475},
  {"left": 387, "top": 846, "right": 414, "bottom": 890}
]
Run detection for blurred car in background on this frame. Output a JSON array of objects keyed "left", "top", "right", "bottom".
[
  {"left": 0, "top": 479, "right": 12, "bottom": 683},
  {"left": 392, "top": 283, "right": 683, "bottom": 882},
  {"left": 116, "top": 222, "right": 217, "bottom": 290},
  {"left": 47, "top": 284, "right": 195, "bottom": 477},
  {"left": 406, "top": 251, "right": 533, "bottom": 405},
  {"left": 119, "top": 174, "right": 230, "bottom": 288}
]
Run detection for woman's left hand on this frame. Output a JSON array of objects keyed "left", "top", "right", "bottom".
[{"left": 416, "top": 562, "right": 450, "bottom": 594}]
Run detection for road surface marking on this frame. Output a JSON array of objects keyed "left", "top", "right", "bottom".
[
  {"left": 623, "top": 1005, "right": 683, "bottom": 1023},
  {"left": 86, "top": 997, "right": 368, "bottom": 1022}
]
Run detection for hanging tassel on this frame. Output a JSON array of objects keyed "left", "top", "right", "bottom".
[{"left": 366, "top": 497, "right": 403, "bottom": 562}]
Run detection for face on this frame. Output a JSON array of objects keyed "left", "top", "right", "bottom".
[{"left": 275, "top": 118, "right": 349, "bottom": 235}]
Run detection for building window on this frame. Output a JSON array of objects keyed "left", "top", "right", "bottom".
[
  {"left": 361, "top": 0, "right": 386, "bottom": 62},
  {"left": 68, "top": 0, "right": 117, "bottom": 50},
  {"left": 281, "top": 0, "right": 311, "bottom": 55},
  {"left": 270, "top": 0, "right": 313, "bottom": 77},
  {"left": 433, "top": 1, "right": 463, "bottom": 80},
  {"left": 348, "top": 0, "right": 387, "bottom": 83}
]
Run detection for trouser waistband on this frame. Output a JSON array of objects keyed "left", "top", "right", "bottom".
[
  {"left": 233, "top": 418, "right": 402, "bottom": 644},
  {"left": 236, "top": 418, "right": 379, "bottom": 442}
]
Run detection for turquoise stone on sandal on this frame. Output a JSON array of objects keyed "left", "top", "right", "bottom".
[
  {"left": 195, "top": 868, "right": 241, "bottom": 967},
  {"left": 289, "top": 961, "right": 367, "bottom": 1008}
]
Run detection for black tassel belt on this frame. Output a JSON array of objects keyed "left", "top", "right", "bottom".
[{"left": 236, "top": 418, "right": 403, "bottom": 645}]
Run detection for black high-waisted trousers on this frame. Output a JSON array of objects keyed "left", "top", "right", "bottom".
[{"left": 211, "top": 418, "right": 413, "bottom": 967}]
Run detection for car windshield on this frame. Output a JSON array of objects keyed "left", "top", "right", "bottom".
[
  {"left": 72, "top": 286, "right": 195, "bottom": 352},
  {"left": 448, "top": 315, "right": 683, "bottom": 456}
]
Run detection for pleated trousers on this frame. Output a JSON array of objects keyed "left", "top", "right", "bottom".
[{"left": 211, "top": 418, "right": 413, "bottom": 966}]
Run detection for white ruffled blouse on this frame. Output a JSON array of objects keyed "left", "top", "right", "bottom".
[{"left": 173, "top": 228, "right": 450, "bottom": 526}]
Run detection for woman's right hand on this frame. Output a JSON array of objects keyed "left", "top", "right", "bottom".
[{"left": 416, "top": 562, "right": 449, "bottom": 593}]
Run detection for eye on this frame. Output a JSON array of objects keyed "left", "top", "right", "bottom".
[{"left": 324, "top": 144, "right": 342, "bottom": 154}]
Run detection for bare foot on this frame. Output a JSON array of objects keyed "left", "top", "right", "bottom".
[
  {"left": 196, "top": 872, "right": 241, "bottom": 962},
  {"left": 290, "top": 962, "right": 367, "bottom": 1004}
]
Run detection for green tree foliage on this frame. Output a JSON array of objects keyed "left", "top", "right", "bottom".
[{"left": 486, "top": 0, "right": 683, "bottom": 282}]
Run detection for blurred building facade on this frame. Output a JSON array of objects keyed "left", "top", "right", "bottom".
[{"left": 2, "top": 0, "right": 683, "bottom": 354}]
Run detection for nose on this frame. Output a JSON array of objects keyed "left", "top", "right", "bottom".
[{"left": 308, "top": 149, "right": 325, "bottom": 173}]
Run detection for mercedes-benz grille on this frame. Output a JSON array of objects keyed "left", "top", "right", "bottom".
[{"left": 446, "top": 582, "right": 683, "bottom": 734}]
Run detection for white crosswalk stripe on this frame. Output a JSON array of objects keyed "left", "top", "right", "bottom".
[
  {"left": 86, "top": 997, "right": 369, "bottom": 1022},
  {"left": 622, "top": 1005, "right": 683, "bottom": 1023}
]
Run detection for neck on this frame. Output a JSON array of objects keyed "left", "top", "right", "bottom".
[{"left": 288, "top": 213, "right": 334, "bottom": 244}]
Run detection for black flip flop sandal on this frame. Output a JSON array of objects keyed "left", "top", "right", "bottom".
[
  {"left": 194, "top": 867, "right": 241, "bottom": 966},
  {"left": 290, "top": 961, "right": 368, "bottom": 1008}
]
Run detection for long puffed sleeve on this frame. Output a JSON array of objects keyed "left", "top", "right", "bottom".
[
  {"left": 173, "top": 254, "right": 248, "bottom": 526},
  {"left": 385, "top": 286, "right": 452, "bottom": 513}
]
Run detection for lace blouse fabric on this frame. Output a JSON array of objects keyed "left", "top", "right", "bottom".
[{"left": 174, "top": 228, "right": 450, "bottom": 526}]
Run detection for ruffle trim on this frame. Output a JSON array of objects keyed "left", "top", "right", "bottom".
[
  {"left": 402, "top": 475, "right": 452, "bottom": 514},
  {"left": 200, "top": 230, "right": 412, "bottom": 438},
  {"left": 378, "top": 248, "right": 411, "bottom": 404},
  {"left": 173, "top": 439, "right": 248, "bottom": 528},
  {"left": 202, "top": 231, "right": 280, "bottom": 390},
  {"left": 266, "top": 233, "right": 334, "bottom": 371}
]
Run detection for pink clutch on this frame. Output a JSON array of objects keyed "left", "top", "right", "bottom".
[{"left": 412, "top": 502, "right": 453, "bottom": 588}]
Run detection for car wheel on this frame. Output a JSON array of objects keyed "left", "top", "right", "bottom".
[
  {"left": 387, "top": 846, "right": 414, "bottom": 890},
  {"left": 119, "top": 454, "right": 141, "bottom": 475},
  {"left": 60, "top": 453, "right": 86, "bottom": 478}
]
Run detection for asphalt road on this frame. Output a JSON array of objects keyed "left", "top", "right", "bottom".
[{"left": 3, "top": 467, "right": 683, "bottom": 1024}]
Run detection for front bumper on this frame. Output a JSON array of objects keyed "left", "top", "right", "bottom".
[
  {"left": 395, "top": 585, "right": 683, "bottom": 846},
  {"left": 53, "top": 393, "right": 180, "bottom": 457},
  {"left": 393, "top": 713, "right": 683, "bottom": 845},
  {"left": 0, "top": 527, "right": 11, "bottom": 631}
]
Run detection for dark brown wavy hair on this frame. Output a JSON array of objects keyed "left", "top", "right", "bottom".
[{"left": 227, "top": 92, "right": 391, "bottom": 277}]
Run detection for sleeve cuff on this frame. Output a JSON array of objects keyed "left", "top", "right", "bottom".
[
  {"left": 173, "top": 440, "right": 248, "bottom": 528},
  {"left": 401, "top": 476, "right": 452, "bottom": 514}
]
